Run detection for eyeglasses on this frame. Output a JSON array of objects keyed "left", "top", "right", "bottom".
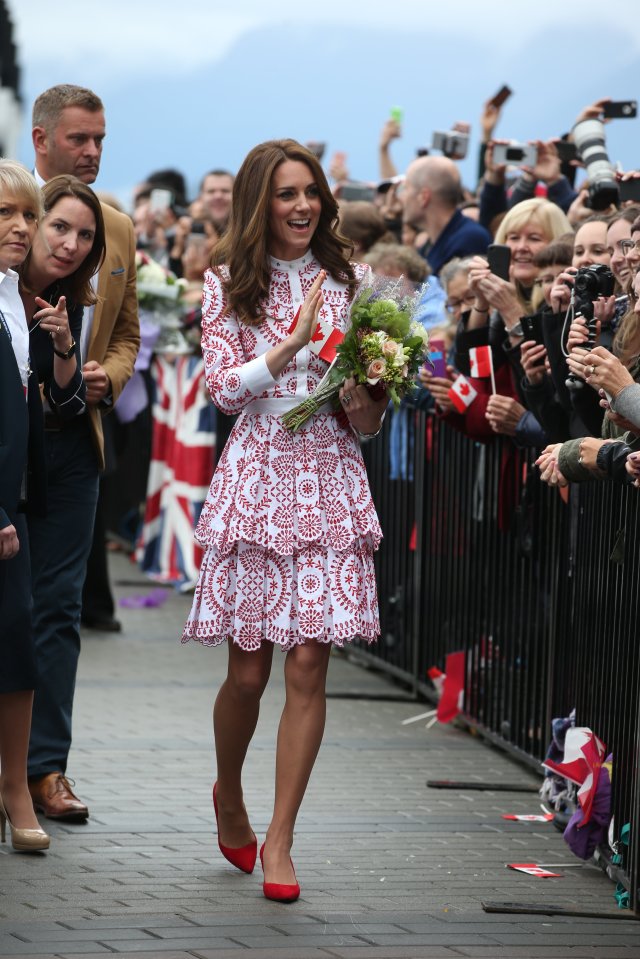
[
  {"left": 445, "top": 292, "right": 476, "bottom": 313},
  {"left": 620, "top": 239, "right": 640, "bottom": 256}
]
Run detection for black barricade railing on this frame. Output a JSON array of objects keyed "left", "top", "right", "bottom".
[{"left": 360, "top": 410, "right": 640, "bottom": 909}]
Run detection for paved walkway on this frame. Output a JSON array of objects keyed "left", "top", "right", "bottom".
[{"left": 1, "top": 554, "right": 639, "bottom": 959}]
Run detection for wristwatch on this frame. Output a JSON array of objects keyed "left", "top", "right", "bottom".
[
  {"left": 53, "top": 338, "right": 76, "bottom": 360},
  {"left": 506, "top": 321, "right": 524, "bottom": 337}
]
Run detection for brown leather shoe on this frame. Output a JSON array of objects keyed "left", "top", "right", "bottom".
[{"left": 28, "top": 773, "right": 89, "bottom": 822}]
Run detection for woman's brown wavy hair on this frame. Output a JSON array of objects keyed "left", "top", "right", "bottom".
[
  {"left": 212, "top": 139, "right": 356, "bottom": 324},
  {"left": 22, "top": 174, "right": 106, "bottom": 306}
]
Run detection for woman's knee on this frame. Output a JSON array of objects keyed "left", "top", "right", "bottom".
[
  {"left": 226, "top": 643, "right": 272, "bottom": 699},
  {"left": 285, "top": 643, "right": 331, "bottom": 698}
]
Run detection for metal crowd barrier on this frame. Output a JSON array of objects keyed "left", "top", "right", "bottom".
[{"left": 359, "top": 409, "right": 640, "bottom": 911}]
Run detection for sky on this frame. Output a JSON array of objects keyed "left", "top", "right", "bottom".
[{"left": 6, "top": 0, "right": 640, "bottom": 209}]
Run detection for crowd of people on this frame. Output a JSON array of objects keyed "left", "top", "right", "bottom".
[{"left": 2, "top": 79, "right": 640, "bottom": 905}]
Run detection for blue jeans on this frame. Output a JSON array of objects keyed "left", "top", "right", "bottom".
[{"left": 27, "top": 420, "right": 99, "bottom": 778}]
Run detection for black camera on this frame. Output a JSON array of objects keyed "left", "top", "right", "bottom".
[
  {"left": 573, "top": 264, "right": 615, "bottom": 320},
  {"left": 565, "top": 264, "right": 615, "bottom": 390}
]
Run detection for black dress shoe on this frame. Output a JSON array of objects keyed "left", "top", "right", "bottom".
[{"left": 81, "top": 615, "right": 122, "bottom": 632}]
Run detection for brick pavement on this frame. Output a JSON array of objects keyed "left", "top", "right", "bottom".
[{"left": 1, "top": 554, "right": 639, "bottom": 958}]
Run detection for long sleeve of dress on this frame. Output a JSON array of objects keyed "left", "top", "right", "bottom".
[{"left": 201, "top": 270, "right": 277, "bottom": 414}]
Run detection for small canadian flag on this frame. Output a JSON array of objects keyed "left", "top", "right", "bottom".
[
  {"left": 507, "top": 863, "right": 562, "bottom": 878},
  {"left": 469, "top": 345, "right": 493, "bottom": 378},
  {"left": 288, "top": 308, "right": 344, "bottom": 364},
  {"left": 448, "top": 374, "right": 478, "bottom": 413}
]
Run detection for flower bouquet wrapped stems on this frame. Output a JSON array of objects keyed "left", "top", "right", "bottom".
[
  {"left": 282, "top": 277, "right": 431, "bottom": 432},
  {"left": 136, "top": 251, "right": 190, "bottom": 354}
]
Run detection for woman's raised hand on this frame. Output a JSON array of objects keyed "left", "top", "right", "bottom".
[
  {"left": 33, "top": 295, "right": 73, "bottom": 353},
  {"left": 291, "top": 271, "right": 325, "bottom": 349}
]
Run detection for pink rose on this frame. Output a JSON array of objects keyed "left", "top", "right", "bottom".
[
  {"left": 367, "top": 358, "right": 387, "bottom": 384},
  {"left": 382, "top": 339, "right": 399, "bottom": 357}
]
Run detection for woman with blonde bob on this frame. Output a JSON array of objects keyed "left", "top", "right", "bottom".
[
  {"left": 467, "top": 198, "right": 573, "bottom": 333},
  {"left": 0, "top": 159, "right": 50, "bottom": 852}
]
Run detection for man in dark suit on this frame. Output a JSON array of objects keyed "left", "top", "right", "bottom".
[{"left": 27, "top": 84, "right": 140, "bottom": 821}]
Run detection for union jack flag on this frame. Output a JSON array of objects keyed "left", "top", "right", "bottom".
[{"left": 137, "top": 355, "right": 216, "bottom": 588}]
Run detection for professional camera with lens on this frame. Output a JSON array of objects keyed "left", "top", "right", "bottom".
[
  {"left": 573, "top": 263, "right": 615, "bottom": 320},
  {"left": 565, "top": 263, "right": 615, "bottom": 390},
  {"left": 572, "top": 118, "right": 620, "bottom": 210}
]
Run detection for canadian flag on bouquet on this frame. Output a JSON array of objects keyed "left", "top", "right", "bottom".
[
  {"left": 542, "top": 727, "right": 606, "bottom": 825},
  {"left": 469, "top": 345, "right": 493, "bottom": 379},
  {"left": 448, "top": 374, "right": 478, "bottom": 413},
  {"left": 288, "top": 307, "right": 344, "bottom": 364}
]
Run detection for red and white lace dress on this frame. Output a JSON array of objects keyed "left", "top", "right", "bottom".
[{"left": 181, "top": 252, "right": 381, "bottom": 651}]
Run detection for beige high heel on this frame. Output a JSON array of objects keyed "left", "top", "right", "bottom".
[{"left": 0, "top": 793, "right": 50, "bottom": 852}]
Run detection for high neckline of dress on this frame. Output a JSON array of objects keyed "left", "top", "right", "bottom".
[{"left": 269, "top": 250, "right": 315, "bottom": 271}]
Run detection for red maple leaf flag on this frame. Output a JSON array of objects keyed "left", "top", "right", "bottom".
[
  {"left": 542, "top": 727, "right": 606, "bottom": 826},
  {"left": 436, "top": 651, "right": 465, "bottom": 723},
  {"left": 448, "top": 374, "right": 478, "bottom": 413},
  {"left": 469, "top": 345, "right": 493, "bottom": 378},
  {"left": 288, "top": 308, "right": 344, "bottom": 364}
]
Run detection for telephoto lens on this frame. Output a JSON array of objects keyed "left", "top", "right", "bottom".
[{"left": 572, "top": 119, "right": 620, "bottom": 210}]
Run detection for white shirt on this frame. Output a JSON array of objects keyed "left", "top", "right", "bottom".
[{"left": 0, "top": 268, "right": 30, "bottom": 394}]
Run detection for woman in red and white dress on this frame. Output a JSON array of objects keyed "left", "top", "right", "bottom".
[{"left": 182, "top": 139, "right": 387, "bottom": 902}]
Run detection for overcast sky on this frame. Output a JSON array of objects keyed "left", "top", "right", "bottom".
[
  {"left": 7, "top": 0, "right": 640, "bottom": 205},
  {"left": 12, "top": 0, "right": 640, "bottom": 71}
]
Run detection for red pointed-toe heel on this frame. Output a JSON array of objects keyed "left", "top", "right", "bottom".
[
  {"left": 212, "top": 782, "right": 257, "bottom": 874},
  {"left": 259, "top": 842, "right": 300, "bottom": 903}
]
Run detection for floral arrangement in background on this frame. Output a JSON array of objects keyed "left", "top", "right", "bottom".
[
  {"left": 282, "top": 278, "right": 430, "bottom": 432},
  {"left": 135, "top": 251, "right": 190, "bottom": 354}
]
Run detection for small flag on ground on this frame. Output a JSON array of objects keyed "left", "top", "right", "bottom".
[
  {"left": 469, "top": 345, "right": 493, "bottom": 378},
  {"left": 502, "top": 814, "right": 554, "bottom": 822},
  {"left": 507, "top": 863, "right": 562, "bottom": 878},
  {"left": 448, "top": 374, "right": 478, "bottom": 413}
]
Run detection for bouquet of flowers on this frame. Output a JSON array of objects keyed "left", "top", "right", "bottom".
[
  {"left": 136, "top": 251, "right": 190, "bottom": 354},
  {"left": 281, "top": 277, "right": 430, "bottom": 432}
]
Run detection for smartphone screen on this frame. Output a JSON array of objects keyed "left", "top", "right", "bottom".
[
  {"left": 150, "top": 188, "right": 173, "bottom": 213},
  {"left": 489, "top": 85, "right": 512, "bottom": 109},
  {"left": 429, "top": 339, "right": 447, "bottom": 378}
]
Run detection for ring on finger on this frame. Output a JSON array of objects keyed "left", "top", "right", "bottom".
[
  {"left": 590, "top": 364, "right": 596, "bottom": 375},
  {"left": 342, "top": 394, "right": 351, "bottom": 405},
  {"left": 579, "top": 455, "right": 584, "bottom": 465}
]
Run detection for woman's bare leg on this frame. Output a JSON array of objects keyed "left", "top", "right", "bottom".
[
  {"left": 262, "top": 639, "right": 332, "bottom": 883},
  {"left": 213, "top": 640, "right": 273, "bottom": 847},
  {"left": 0, "top": 690, "right": 42, "bottom": 829}
]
